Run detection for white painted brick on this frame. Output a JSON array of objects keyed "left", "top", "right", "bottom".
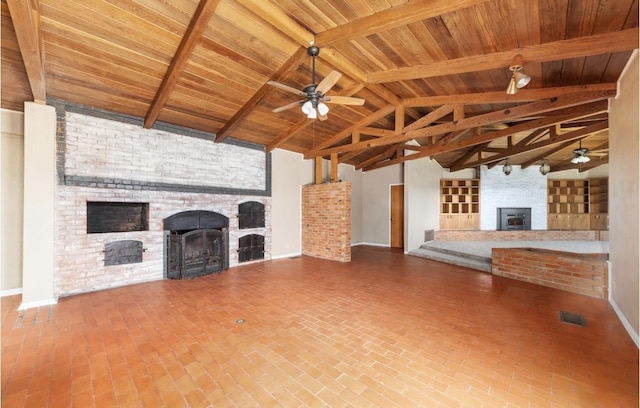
[
  {"left": 480, "top": 164, "right": 547, "bottom": 230},
  {"left": 57, "top": 110, "right": 272, "bottom": 297}
]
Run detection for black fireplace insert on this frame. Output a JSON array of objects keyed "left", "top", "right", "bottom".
[
  {"left": 164, "top": 211, "right": 229, "bottom": 279},
  {"left": 497, "top": 207, "right": 531, "bottom": 230}
]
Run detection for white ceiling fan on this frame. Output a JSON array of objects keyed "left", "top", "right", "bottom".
[
  {"left": 571, "top": 142, "right": 591, "bottom": 164},
  {"left": 267, "top": 42, "right": 365, "bottom": 121}
]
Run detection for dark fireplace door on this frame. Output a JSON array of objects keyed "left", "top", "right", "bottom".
[{"left": 167, "top": 228, "right": 227, "bottom": 279}]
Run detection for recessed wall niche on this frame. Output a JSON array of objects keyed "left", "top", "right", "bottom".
[
  {"left": 238, "top": 201, "right": 265, "bottom": 229},
  {"left": 87, "top": 202, "right": 149, "bottom": 233}
]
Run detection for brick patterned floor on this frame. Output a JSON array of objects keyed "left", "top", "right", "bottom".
[{"left": 2, "top": 246, "right": 638, "bottom": 407}]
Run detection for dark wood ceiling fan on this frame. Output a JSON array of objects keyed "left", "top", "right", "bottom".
[{"left": 267, "top": 42, "right": 365, "bottom": 121}]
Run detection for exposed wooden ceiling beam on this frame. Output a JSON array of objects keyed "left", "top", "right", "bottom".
[
  {"left": 235, "top": 0, "right": 312, "bottom": 46},
  {"left": 403, "top": 84, "right": 617, "bottom": 107},
  {"left": 450, "top": 121, "right": 608, "bottom": 171},
  {"left": 315, "top": 0, "right": 491, "bottom": 45},
  {"left": 403, "top": 105, "right": 454, "bottom": 133},
  {"left": 312, "top": 105, "right": 396, "bottom": 152},
  {"left": 519, "top": 140, "right": 575, "bottom": 169},
  {"left": 358, "top": 127, "right": 394, "bottom": 137},
  {"left": 361, "top": 101, "right": 609, "bottom": 171},
  {"left": 144, "top": 0, "right": 220, "bottom": 129},
  {"left": 448, "top": 142, "right": 491, "bottom": 169},
  {"left": 265, "top": 119, "right": 311, "bottom": 152},
  {"left": 6, "top": 0, "right": 46, "bottom": 103},
  {"left": 217, "top": 46, "right": 308, "bottom": 143},
  {"left": 514, "top": 128, "right": 549, "bottom": 147},
  {"left": 307, "top": 91, "right": 614, "bottom": 159},
  {"left": 368, "top": 29, "right": 639, "bottom": 83},
  {"left": 354, "top": 144, "right": 401, "bottom": 170}
]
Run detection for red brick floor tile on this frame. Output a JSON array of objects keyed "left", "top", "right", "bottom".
[{"left": 1, "top": 246, "right": 638, "bottom": 407}]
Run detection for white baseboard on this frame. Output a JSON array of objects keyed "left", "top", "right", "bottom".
[
  {"left": 351, "top": 242, "right": 390, "bottom": 247},
  {"left": 18, "top": 297, "right": 58, "bottom": 310},
  {"left": 1, "top": 288, "right": 22, "bottom": 297},
  {"left": 609, "top": 297, "right": 639, "bottom": 348},
  {"left": 270, "top": 252, "right": 302, "bottom": 260}
]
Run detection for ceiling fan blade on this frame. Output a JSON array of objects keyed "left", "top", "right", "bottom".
[
  {"left": 272, "top": 101, "right": 303, "bottom": 113},
  {"left": 316, "top": 70, "right": 342, "bottom": 94},
  {"left": 267, "top": 81, "right": 304, "bottom": 96},
  {"left": 324, "top": 95, "right": 365, "bottom": 106}
]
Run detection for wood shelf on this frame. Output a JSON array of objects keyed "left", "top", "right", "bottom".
[
  {"left": 440, "top": 179, "right": 480, "bottom": 230},
  {"left": 547, "top": 178, "right": 608, "bottom": 230}
]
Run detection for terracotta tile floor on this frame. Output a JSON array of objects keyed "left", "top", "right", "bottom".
[{"left": 2, "top": 246, "right": 638, "bottom": 407}]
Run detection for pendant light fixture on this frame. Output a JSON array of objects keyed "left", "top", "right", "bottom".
[
  {"left": 502, "top": 159, "right": 513, "bottom": 175},
  {"left": 506, "top": 55, "right": 531, "bottom": 94},
  {"left": 539, "top": 159, "right": 550, "bottom": 175}
]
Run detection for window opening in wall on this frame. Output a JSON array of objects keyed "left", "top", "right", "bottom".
[
  {"left": 87, "top": 202, "right": 149, "bottom": 233},
  {"left": 238, "top": 201, "right": 265, "bottom": 229}
]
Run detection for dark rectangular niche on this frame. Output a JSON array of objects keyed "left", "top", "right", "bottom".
[
  {"left": 87, "top": 202, "right": 149, "bottom": 234},
  {"left": 104, "top": 240, "right": 144, "bottom": 266},
  {"left": 238, "top": 201, "right": 265, "bottom": 229}
]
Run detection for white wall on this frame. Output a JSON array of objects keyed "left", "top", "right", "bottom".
[
  {"left": 1, "top": 109, "right": 24, "bottom": 294},
  {"left": 270, "top": 149, "right": 313, "bottom": 259},
  {"left": 480, "top": 164, "right": 547, "bottom": 230},
  {"left": 361, "top": 165, "right": 403, "bottom": 246},
  {"left": 405, "top": 157, "right": 442, "bottom": 251},
  {"left": 338, "top": 163, "right": 363, "bottom": 244},
  {"left": 271, "top": 151, "right": 365, "bottom": 256},
  {"left": 21, "top": 103, "right": 57, "bottom": 309},
  {"left": 608, "top": 50, "right": 639, "bottom": 345}
]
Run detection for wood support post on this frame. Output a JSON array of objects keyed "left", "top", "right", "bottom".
[
  {"left": 315, "top": 157, "right": 323, "bottom": 184},
  {"left": 330, "top": 153, "right": 339, "bottom": 182}
]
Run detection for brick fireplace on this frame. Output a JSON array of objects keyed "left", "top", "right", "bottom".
[{"left": 53, "top": 101, "right": 271, "bottom": 296}]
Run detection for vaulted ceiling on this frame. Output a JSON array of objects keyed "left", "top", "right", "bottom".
[{"left": 2, "top": 0, "right": 638, "bottom": 173}]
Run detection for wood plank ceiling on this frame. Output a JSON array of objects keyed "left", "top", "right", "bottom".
[{"left": 2, "top": 0, "right": 638, "bottom": 173}]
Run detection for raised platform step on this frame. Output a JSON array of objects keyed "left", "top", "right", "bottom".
[{"left": 409, "top": 244, "right": 492, "bottom": 273}]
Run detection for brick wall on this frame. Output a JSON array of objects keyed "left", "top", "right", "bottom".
[
  {"left": 435, "top": 230, "right": 604, "bottom": 241},
  {"left": 302, "top": 182, "right": 351, "bottom": 262},
  {"left": 492, "top": 248, "right": 608, "bottom": 298},
  {"left": 54, "top": 102, "right": 271, "bottom": 296}
]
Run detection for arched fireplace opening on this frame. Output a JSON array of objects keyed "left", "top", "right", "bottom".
[{"left": 163, "top": 211, "right": 229, "bottom": 279}]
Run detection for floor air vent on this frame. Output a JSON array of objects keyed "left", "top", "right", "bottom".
[{"left": 559, "top": 311, "right": 587, "bottom": 327}]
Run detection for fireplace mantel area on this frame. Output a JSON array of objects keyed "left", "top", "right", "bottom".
[{"left": 53, "top": 102, "right": 272, "bottom": 296}]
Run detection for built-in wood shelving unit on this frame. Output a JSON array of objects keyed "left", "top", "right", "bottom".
[
  {"left": 547, "top": 178, "right": 608, "bottom": 230},
  {"left": 588, "top": 178, "right": 608, "bottom": 230},
  {"left": 440, "top": 179, "right": 480, "bottom": 230}
]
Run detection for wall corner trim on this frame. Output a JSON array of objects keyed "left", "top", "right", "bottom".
[
  {"left": 18, "top": 297, "right": 58, "bottom": 311},
  {"left": 609, "top": 296, "right": 640, "bottom": 348}
]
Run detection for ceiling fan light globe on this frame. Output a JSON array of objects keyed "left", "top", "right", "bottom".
[
  {"left": 317, "top": 102, "right": 329, "bottom": 115},
  {"left": 306, "top": 108, "right": 317, "bottom": 119},
  {"left": 301, "top": 101, "right": 313, "bottom": 115},
  {"left": 514, "top": 71, "right": 531, "bottom": 88},
  {"left": 581, "top": 155, "right": 591, "bottom": 163}
]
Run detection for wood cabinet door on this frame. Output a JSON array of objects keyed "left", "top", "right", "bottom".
[
  {"left": 590, "top": 214, "right": 609, "bottom": 230},
  {"left": 439, "top": 214, "right": 460, "bottom": 229},
  {"left": 459, "top": 214, "right": 479, "bottom": 230},
  {"left": 547, "top": 214, "right": 566, "bottom": 230},
  {"left": 568, "top": 214, "right": 590, "bottom": 230}
]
